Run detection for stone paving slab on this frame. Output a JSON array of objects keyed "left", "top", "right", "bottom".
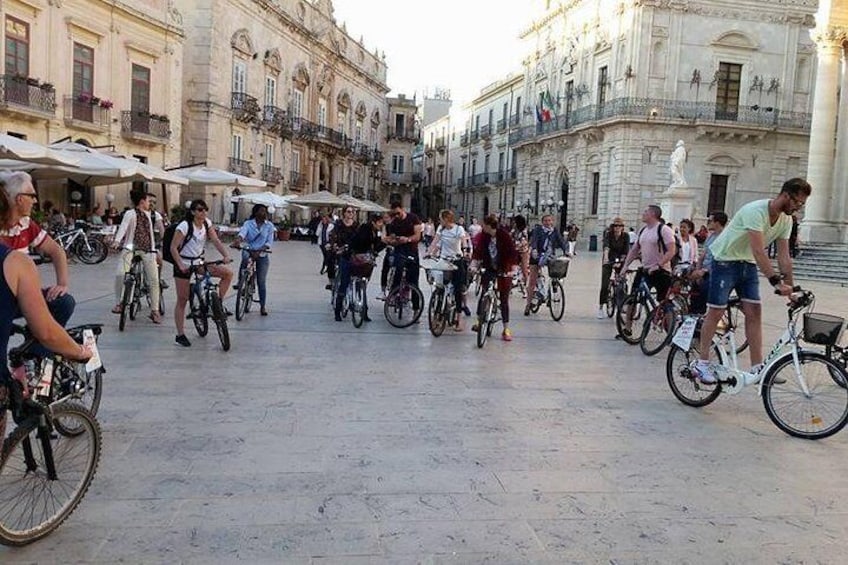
[{"left": 2, "top": 241, "right": 847, "bottom": 563}]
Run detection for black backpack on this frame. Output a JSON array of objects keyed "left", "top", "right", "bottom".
[
  {"left": 162, "top": 215, "right": 206, "bottom": 264},
  {"left": 638, "top": 224, "right": 681, "bottom": 267}
]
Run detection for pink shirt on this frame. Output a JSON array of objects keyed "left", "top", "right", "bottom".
[{"left": 637, "top": 222, "right": 676, "bottom": 273}]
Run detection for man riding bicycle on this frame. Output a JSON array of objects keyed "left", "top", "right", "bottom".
[
  {"left": 691, "top": 178, "right": 809, "bottom": 384},
  {"left": 112, "top": 189, "right": 161, "bottom": 323},
  {"left": 231, "top": 203, "right": 275, "bottom": 316},
  {"left": 525, "top": 214, "right": 569, "bottom": 316},
  {"left": 382, "top": 199, "right": 423, "bottom": 306}
]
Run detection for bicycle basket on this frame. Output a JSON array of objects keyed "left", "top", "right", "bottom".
[
  {"left": 350, "top": 259, "right": 375, "bottom": 279},
  {"left": 547, "top": 257, "right": 570, "bottom": 279},
  {"left": 803, "top": 312, "right": 845, "bottom": 346}
]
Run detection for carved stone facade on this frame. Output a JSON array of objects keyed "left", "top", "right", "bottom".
[
  {"left": 0, "top": 0, "right": 184, "bottom": 212},
  {"left": 180, "top": 0, "right": 390, "bottom": 215},
  {"left": 502, "top": 0, "right": 816, "bottom": 240}
]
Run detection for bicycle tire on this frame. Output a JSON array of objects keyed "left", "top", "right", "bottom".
[
  {"left": 605, "top": 283, "right": 617, "bottom": 318},
  {"left": 428, "top": 287, "right": 447, "bottom": 337},
  {"left": 476, "top": 294, "right": 491, "bottom": 348},
  {"left": 54, "top": 365, "right": 103, "bottom": 437},
  {"left": 640, "top": 304, "right": 676, "bottom": 356},
  {"left": 720, "top": 301, "right": 748, "bottom": 354},
  {"left": 762, "top": 352, "right": 848, "bottom": 440},
  {"left": 119, "top": 278, "right": 134, "bottom": 332},
  {"left": 245, "top": 275, "right": 255, "bottom": 314},
  {"left": 158, "top": 288, "right": 165, "bottom": 316},
  {"left": 0, "top": 402, "right": 101, "bottom": 547},
  {"left": 384, "top": 285, "right": 424, "bottom": 329},
  {"left": 666, "top": 343, "right": 722, "bottom": 407},
  {"left": 235, "top": 272, "right": 248, "bottom": 321},
  {"left": 191, "top": 287, "right": 208, "bottom": 337},
  {"left": 615, "top": 294, "right": 641, "bottom": 345},
  {"left": 209, "top": 293, "right": 230, "bottom": 351},
  {"left": 548, "top": 279, "right": 566, "bottom": 321},
  {"left": 351, "top": 280, "right": 365, "bottom": 328},
  {"left": 75, "top": 238, "right": 106, "bottom": 265}
]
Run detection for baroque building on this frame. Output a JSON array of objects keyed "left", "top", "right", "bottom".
[
  {"left": 0, "top": 0, "right": 184, "bottom": 212},
  {"left": 180, "top": 0, "right": 389, "bottom": 213},
  {"left": 509, "top": 0, "right": 816, "bottom": 240},
  {"left": 382, "top": 94, "right": 419, "bottom": 209}
]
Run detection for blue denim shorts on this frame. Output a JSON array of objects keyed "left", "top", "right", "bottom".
[{"left": 707, "top": 260, "right": 760, "bottom": 308}]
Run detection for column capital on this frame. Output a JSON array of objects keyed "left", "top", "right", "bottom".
[{"left": 811, "top": 26, "right": 848, "bottom": 50}]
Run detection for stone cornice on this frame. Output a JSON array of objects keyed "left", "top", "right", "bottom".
[{"left": 639, "top": 0, "right": 815, "bottom": 27}]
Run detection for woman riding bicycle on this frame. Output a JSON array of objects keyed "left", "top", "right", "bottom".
[
  {"left": 597, "top": 217, "right": 629, "bottom": 319},
  {"left": 471, "top": 214, "right": 518, "bottom": 341},
  {"left": 348, "top": 213, "right": 385, "bottom": 323},
  {"left": 0, "top": 188, "right": 91, "bottom": 439},
  {"left": 171, "top": 200, "right": 233, "bottom": 347},
  {"left": 427, "top": 209, "right": 471, "bottom": 331},
  {"left": 231, "top": 203, "right": 275, "bottom": 316},
  {"left": 330, "top": 206, "right": 359, "bottom": 322}
]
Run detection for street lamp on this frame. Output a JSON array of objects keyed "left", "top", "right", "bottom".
[{"left": 514, "top": 197, "right": 534, "bottom": 215}]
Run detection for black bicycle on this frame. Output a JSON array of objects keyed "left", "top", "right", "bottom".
[
  {"left": 604, "top": 258, "right": 627, "bottom": 318},
  {"left": 384, "top": 253, "right": 424, "bottom": 328},
  {"left": 1, "top": 331, "right": 102, "bottom": 545},
  {"left": 187, "top": 259, "right": 230, "bottom": 351},
  {"left": 234, "top": 246, "right": 271, "bottom": 321},
  {"left": 118, "top": 251, "right": 164, "bottom": 331}
]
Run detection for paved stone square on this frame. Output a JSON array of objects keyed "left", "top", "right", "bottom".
[{"left": 3, "top": 241, "right": 848, "bottom": 564}]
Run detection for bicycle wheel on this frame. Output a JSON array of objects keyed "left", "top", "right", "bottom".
[
  {"left": 640, "top": 304, "right": 676, "bottom": 356},
  {"left": 75, "top": 238, "right": 107, "bottom": 265},
  {"left": 245, "top": 275, "right": 255, "bottom": 314},
  {"left": 428, "top": 287, "right": 447, "bottom": 337},
  {"left": 719, "top": 301, "right": 748, "bottom": 354},
  {"left": 472, "top": 272, "right": 482, "bottom": 297},
  {"left": 384, "top": 285, "right": 423, "bottom": 328},
  {"left": 158, "top": 287, "right": 165, "bottom": 316},
  {"left": 0, "top": 402, "right": 101, "bottom": 546},
  {"left": 548, "top": 279, "right": 566, "bottom": 321},
  {"left": 119, "top": 278, "right": 134, "bottom": 332},
  {"left": 191, "top": 287, "right": 208, "bottom": 337},
  {"left": 54, "top": 365, "right": 103, "bottom": 437},
  {"left": 235, "top": 271, "right": 249, "bottom": 321},
  {"left": 762, "top": 352, "right": 848, "bottom": 440},
  {"left": 351, "top": 280, "right": 365, "bottom": 328},
  {"left": 209, "top": 293, "right": 230, "bottom": 351},
  {"left": 666, "top": 342, "right": 722, "bottom": 407},
  {"left": 604, "top": 283, "right": 617, "bottom": 318},
  {"left": 476, "top": 294, "right": 492, "bottom": 348},
  {"left": 615, "top": 295, "right": 641, "bottom": 345}
]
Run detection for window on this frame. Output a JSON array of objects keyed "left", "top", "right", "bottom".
[
  {"left": 395, "top": 113, "right": 405, "bottom": 136},
  {"left": 565, "top": 81, "right": 574, "bottom": 123},
  {"left": 471, "top": 159, "right": 477, "bottom": 179},
  {"left": 487, "top": 108, "right": 493, "bottom": 128},
  {"left": 391, "top": 155, "right": 404, "bottom": 174},
  {"left": 232, "top": 60, "right": 246, "bottom": 93},
  {"left": 484, "top": 154, "right": 490, "bottom": 174},
  {"left": 264, "top": 142, "right": 274, "bottom": 168},
  {"left": 597, "top": 66, "right": 608, "bottom": 108},
  {"left": 337, "top": 111, "right": 347, "bottom": 135},
  {"left": 264, "top": 76, "right": 277, "bottom": 107},
  {"left": 291, "top": 88, "right": 304, "bottom": 119},
  {"left": 708, "top": 174, "right": 728, "bottom": 213},
  {"left": 371, "top": 127, "right": 377, "bottom": 147},
  {"left": 498, "top": 152, "right": 505, "bottom": 181},
  {"left": 4, "top": 16, "right": 29, "bottom": 77},
  {"left": 515, "top": 96, "right": 522, "bottom": 118},
  {"left": 73, "top": 42, "right": 94, "bottom": 95},
  {"left": 502, "top": 102, "right": 508, "bottom": 123},
  {"left": 355, "top": 120, "right": 363, "bottom": 143},
  {"left": 534, "top": 180, "right": 540, "bottom": 212},
  {"left": 715, "top": 62, "right": 742, "bottom": 119},
  {"left": 292, "top": 149, "right": 301, "bottom": 173},
  {"left": 318, "top": 98, "right": 327, "bottom": 127},
  {"left": 591, "top": 172, "right": 600, "bottom": 215},
  {"left": 474, "top": 115, "right": 480, "bottom": 133},
  {"left": 461, "top": 162, "right": 466, "bottom": 183},
  {"left": 131, "top": 64, "right": 150, "bottom": 112},
  {"left": 231, "top": 134, "right": 243, "bottom": 160}
]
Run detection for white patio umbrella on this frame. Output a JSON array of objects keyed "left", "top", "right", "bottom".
[
  {"left": 285, "top": 190, "right": 350, "bottom": 208},
  {"left": 232, "top": 191, "right": 294, "bottom": 208},
  {"left": 170, "top": 166, "right": 268, "bottom": 188},
  {"left": 338, "top": 193, "right": 388, "bottom": 213},
  {"left": 0, "top": 134, "right": 80, "bottom": 166}
]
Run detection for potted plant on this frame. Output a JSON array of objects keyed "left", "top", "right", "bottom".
[
  {"left": 275, "top": 216, "right": 292, "bottom": 241},
  {"left": 40, "top": 83, "right": 54, "bottom": 92},
  {"left": 77, "top": 92, "right": 92, "bottom": 104},
  {"left": 26, "top": 77, "right": 40, "bottom": 87},
  {"left": 89, "top": 96, "right": 100, "bottom": 106},
  {"left": 99, "top": 99, "right": 113, "bottom": 109}
]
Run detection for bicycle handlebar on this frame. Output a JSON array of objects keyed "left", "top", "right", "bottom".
[{"left": 233, "top": 245, "right": 272, "bottom": 254}]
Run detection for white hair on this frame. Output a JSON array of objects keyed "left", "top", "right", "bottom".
[{"left": 0, "top": 170, "right": 33, "bottom": 198}]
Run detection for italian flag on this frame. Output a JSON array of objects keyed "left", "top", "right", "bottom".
[{"left": 538, "top": 91, "right": 555, "bottom": 123}]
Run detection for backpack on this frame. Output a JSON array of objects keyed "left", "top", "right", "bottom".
[
  {"left": 162, "top": 216, "right": 209, "bottom": 264},
  {"left": 638, "top": 224, "right": 681, "bottom": 267}
]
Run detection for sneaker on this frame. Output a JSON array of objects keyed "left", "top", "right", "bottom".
[
  {"left": 175, "top": 334, "right": 191, "bottom": 347},
  {"left": 233, "top": 283, "right": 240, "bottom": 290},
  {"left": 690, "top": 361, "right": 716, "bottom": 384},
  {"left": 159, "top": 280, "right": 170, "bottom": 289},
  {"left": 260, "top": 308, "right": 268, "bottom": 316},
  {"left": 334, "top": 312, "right": 343, "bottom": 322},
  {"left": 325, "top": 284, "right": 333, "bottom": 290},
  {"left": 462, "top": 306, "right": 472, "bottom": 317},
  {"left": 596, "top": 307, "right": 606, "bottom": 319},
  {"left": 524, "top": 305, "right": 531, "bottom": 316},
  {"left": 376, "top": 289, "right": 386, "bottom": 301},
  {"left": 471, "top": 322, "right": 480, "bottom": 332},
  {"left": 502, "top": 328, "right": 513, "bottom": 341}
]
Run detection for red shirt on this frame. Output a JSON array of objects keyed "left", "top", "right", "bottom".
[{"left": 0, "top": 217, "right": 47, "bottom": 253}]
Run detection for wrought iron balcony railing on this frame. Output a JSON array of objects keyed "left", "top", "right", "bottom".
[
  {"left": 384, "top": 171, "right": 413, "bottom": 185},
  {"left": 63, "top": 96, "right": 110, "bottom": 128},
  {"left": 509, "top": 114, "right": 521, "bottom": 126},
  {"left": 367, "top": 189, "right": 378, "bottom": 201},
  {"left": 434, "top": 136, "right": 446, "bottom": 151},
  {"left": 460, "top": 132, "right": 469, "bottom": 146},
  {"left": 336, "top": 182, "right": 350, "bottom": 194},
  {"left": 386, "top": 125, "right": 420, "bottom": 143},
  {"left": 0, "top": 74, "right": 56, "bottom": 116},
  {"left": 262, "top": 106, "right": 290, "bottom": 136},
  {"left": 470, "top": 172, "right": 492, "bottom": 187},
  {"left": 480, "top": 124, "right": 491, "bottom": 139},
  {"left": 121, "top": 111, "right": 170, "bottom": 140},
  {"left": 290, "top": 170, "right": 307, "bottom": 190},
  {"left": 470, "top": 130, "right": 480, "bottom": 142},
  {"left": 508, "top": 97, "right": 813, "bottom": 145},
  {"left": 261, "top": 165, "right": 282, "bottom": 185},
  {"left": 228, "top": 157, "right": 253, "bottom": 176},
  {"left": 231, "top": 92, "right": 260, "bottom": 123},
  {"left": 496, "top": 118, "right": 506, "bottom": 133},
  {"left": 352, "top": 185, "right": 365, "bottom": 198},
  {"left": 456, "top": 178, "right": 466, "bottom": 189}
]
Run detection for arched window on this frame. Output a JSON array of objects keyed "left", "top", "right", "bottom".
[{"left": 650, "top": 41, "right": 666, "bottom": 77}]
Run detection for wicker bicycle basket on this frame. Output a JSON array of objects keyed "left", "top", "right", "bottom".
[
  {"left": 350, "top": 254, "right": 375, "bottom": 279},
  {"left": 547, "top": 257, "right": 570, "bottom": 279},
  {"left": 803, "top": 312, "right": 845, "bottom": 346}
]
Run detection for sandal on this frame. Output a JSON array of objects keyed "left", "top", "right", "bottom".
[
  {"left": 111, "top": 304, "right": 122, "bottom": 314},
  {"left": 149, "top": 312, "right": 162, "bottom": 324}
]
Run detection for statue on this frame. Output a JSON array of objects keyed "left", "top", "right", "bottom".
[{"left": 669, "top": 140, "right": 687, "bottom": 188}]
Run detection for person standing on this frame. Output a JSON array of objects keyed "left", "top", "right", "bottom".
[
  {"left": 111, "top": 190, "right": 161, "bottom": 323},
  {"left": 330, "top": 206, "right": 359, "bottom": 321},
  {"left": 427, "top": 209, "right": 472, "bottom": 331},
  {"left": 677, "top": 219, "right": 699, "bottom": 267},
  {"left": 231, "top": 203, "right": 276, "bottom": 316},
  {"left": 597, "top": 217, "right": 630, "bottom": 318},
  {"left": 317, "top": 213, "right": 336, "bottom": 288},
  {"left": 308, "top": 211, "right": 321, "bottom": 245},
  {"left": 566, "top": 223, "right": 580, "bottom": 256},
  {"left": 511, "top": 215, "right": 530, "bottom": 286}
]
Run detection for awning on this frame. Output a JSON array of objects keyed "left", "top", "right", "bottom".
[
  {"left": 170, "top": 166, "right": 268, "bottom": 188},
  {"left": 231, "top": 191, "right": 293, "bottom": 208},
  {"left": 337, "top": 193, "right": 388, "bottom": 213},
  {"left": 0, "top": 133, "right": 80, "bottom": 166},
  {"left": 285, "top": 190, "right": 350, "bottom": 208}
]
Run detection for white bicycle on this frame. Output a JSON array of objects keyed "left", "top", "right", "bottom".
[{"left": 666, "top": 288, "right": 848, "bottom": 440}]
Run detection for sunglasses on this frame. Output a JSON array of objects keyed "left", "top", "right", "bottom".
[
  {"left": 18, "top": 192, "right": 38, "bottom": 199},
  {"left": 192, "top": 207, "right": 208, "bottom": 213},
  {"left": 613, "top": 224, "right": 624, "bottom": 227}
]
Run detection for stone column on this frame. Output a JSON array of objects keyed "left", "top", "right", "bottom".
[
  {"left": 801, "top": 29, "right": 845, "bottom": 243},
  {"left": 312, "top": 158, "right": 320, "bottom": 194}
]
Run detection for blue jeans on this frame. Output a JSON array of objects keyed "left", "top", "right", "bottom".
[
  {"left": 707, "top": 260, "right": 760, "bottom": 308},
  {"left": 239, "top": 251, "right": 270, "bottom": 308},
  {"left": 13, "top": 290, "right": 76, "bottom": 358}
]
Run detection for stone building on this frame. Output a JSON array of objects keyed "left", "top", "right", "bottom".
[
  {"left": 412, "top": 91, "right": 452, "bottom": 218},
  {"left": 382, "top": 94, "right": 419, "bottom": 210},
  {"left": 180, "top": 0, "right": 389, "bottom": 217},
  {"left": 803, "top": 0, "right": 848, "bottom": 244},
  {"left": 0, "top": 0, "right": 184, "bottom": 212},
  {"left": 510, "top": 0, "right": 816, "bottom": 241}
]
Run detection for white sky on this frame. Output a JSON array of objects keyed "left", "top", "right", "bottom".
[{"left": 331, "top": 0, "right": 528, "bottom": 106}]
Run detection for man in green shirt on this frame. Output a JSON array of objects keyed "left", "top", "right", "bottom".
[{"left": 693, "top": 178, "right": 810, "bottom": 384}]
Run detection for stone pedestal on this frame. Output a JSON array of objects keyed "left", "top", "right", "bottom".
[
  {"left": 658, "top": 186, "right": 698, "bottom": 224},
  {"left": 799, "top": 220, "right": 845, "bottom": 244}
]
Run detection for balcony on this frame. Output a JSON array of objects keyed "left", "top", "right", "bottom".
[
  {"left": 480, "top": 124, "right": 491, "bottom": 139},
  {"left": 352, "top": 185, "right": 365, "bottom": 198},
  {"left": 456, "top": 178, "right": 466, "bottom": 189},
  {"left": 261, "top": 164, "right": 282, "bottom": 185},
  {"left": 290, "top": 170, "right": 307, "bottom": 191},
  {"left": 262, "top": 106, "right": 291, "bottom": 137},
  {"left": 351, "top": 142, "right": 374, "bottom": 164},
  {"left": 509, "top": 114, "right": 521, "bottom": 127},
  {"left": 508, "top": 97, "right": 813, "bottom": 146},
  {"left": 384, "top": 171, "right": 413, "bottom": 185},
  {"left": 496, "top": 118, "right": 506, "bottom": 133},
  {"left": 336, "top": 182, "right": 350, "bottom": 194},
  {"left": 0, "top": 75, "right": 56, "bottom": 119},
  {"left": 120, "top": 111, "right": 170, "bottom": 144},
  {"left": 386, "top": 125, "right": 420, "bottom": 143},
  {"left": 470, "top": 130, "right": 480, "bottom": 142},
  {"left": 367, "top": 189, "right": 378, "bottom": 201},
  {"left": 435, "top": 136, "right": 446, "bottom": 151},
  {"left": 228, "top": 157, "right": 253, "bottom": 176},
  {"left": 460, "top": 132, "right": 468, "bottom": 146},
  {"left": 231, "top": 92, "right": 260, "bottom": 123},
  {"left": 63, "top": 96, "right": 110, "bottom": 132},
  {"left": 470, "top": 172, "right": 493, "bottom": 187}
]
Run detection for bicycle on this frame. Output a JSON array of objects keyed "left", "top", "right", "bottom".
[
  {"left": 50, "top": 222, "right": 108, "bottom": 265},
  {"left": 511, "top": 268, "right": 527, "bottom": 300},
  {"left": 234, "top": 246, "right": 271, "bottom": 321},
  {"left": 603, "top": 258, "right": 627, "bottom": 318},
  {"left": 638, "top": 263, "right": 692, "bottom": 357},
  {"left": 527, "top": 256, "right": 569, "bottom": 321},
  {"left": 615, "top": 267, "right": 659, "bottom": 345},
  {"left": 1, "top": 331, "right": 102, "bottom": 545},
  {"left": 118, "top": 251, "right": 165, "bottom": 331},
  {"left": 348, "top": 253, "right": 376, "bottom": 328},
  {"left": 475, "top": 267, "right": 502, "bottom": 348},
  {"left": 666, "top": 288, "right": 848, "bottom": 440},
  {"left": 384, "top": 253, "right": 425, "bottom": 328},
  {"left": 423, "top": 256, "right": 460, "bottom": 337},
  {"left": 187, "top": 259, "right": 230, "bottom": 351}
]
